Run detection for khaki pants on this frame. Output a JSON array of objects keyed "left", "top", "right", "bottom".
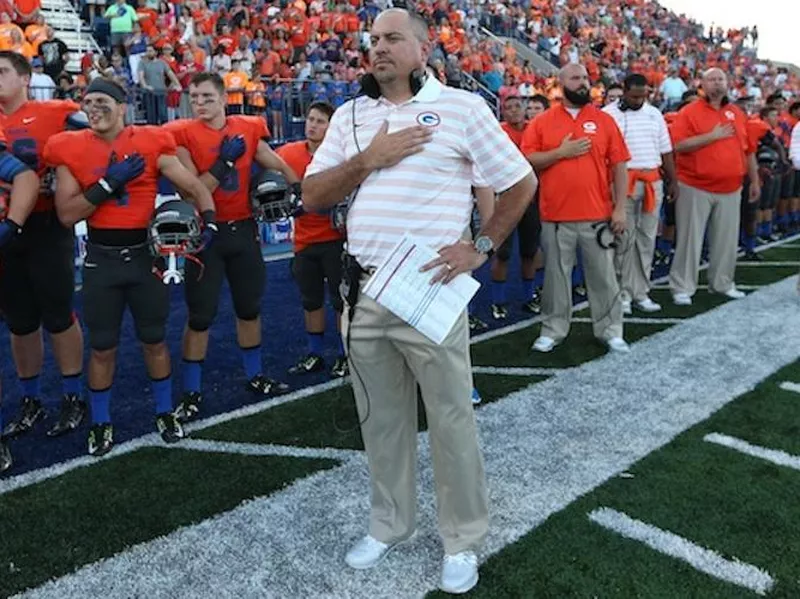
[
  {"left": 669, "top": 183, "right": 741, "bottom": 296},
  {"left": 616, "top": 181, "right": 663, "bottom": 302},
  {"left": 540, "top": 221, "right": 623, "bottom": 342},
  {"left": 343, "top": 289, "right": 489, "bottom": 555}
]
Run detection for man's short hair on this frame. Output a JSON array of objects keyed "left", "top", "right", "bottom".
[
  {"left": 190, "top": 71, "right": 225, "bottom": 95},
  {"left": 529, "top": 94, "right": 550, "bottom": 109},
  {"left": 759, "top": 106, "right": 778, "bottom": 119},
  {"left": 503, "top": 95, "right": 522, "bottom": 104},
  {"left": 307, "top": 101, "right": 334, "bottom": 120},
  {"left": 0, "top": 50, "right": 32, "bottom": 77},
  {"left": 623, "top": 73, "right": 648, "bottom": 90},
  {"left": 681, "top": 89, "right": 698, "bottom": 101},
  {"left": 766, "top": 92, "right": 785, "bottom": 105},
  {"left": 605, "top": 83, "right": 623, "bottom": 95},
  {"left": 788, "top": 101, "right": 800, "bottom": 115}
]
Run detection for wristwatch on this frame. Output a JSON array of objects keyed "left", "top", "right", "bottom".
[{"left": 474, "top": 235, "right": 495, "bottom": 258}]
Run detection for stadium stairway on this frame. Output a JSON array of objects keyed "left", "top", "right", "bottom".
[
  {"left": 480, "top": 26, "right": 558, "bottom": 76},
  {"left": 39, "top": 0, "right": 102, "bottom": 73}
]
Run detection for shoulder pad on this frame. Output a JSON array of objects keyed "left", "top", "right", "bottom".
[{"left": 65, "top": 111, "right": 89, "bottom": 130}]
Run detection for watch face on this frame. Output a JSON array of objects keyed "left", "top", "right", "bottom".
[{"left": 476, "top": 236, "right": 492, "bottom": 253}]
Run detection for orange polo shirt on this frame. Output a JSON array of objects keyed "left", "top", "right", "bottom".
[
  {"left": 521, "top": 104, "right": 630, "bottom": 222},
  {"left": 669, "top": 99, "right": 754, "bottom": 194},
  {"left": 500, "top": 121, "right": 526, "bottom": 149}
]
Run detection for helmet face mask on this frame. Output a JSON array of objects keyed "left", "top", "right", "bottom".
[
  {"left": 251, "top": 169, "right": 296, "bottom": 222},
  {"left": 149, "top": 200, "right": 204, "bottom": 257}
]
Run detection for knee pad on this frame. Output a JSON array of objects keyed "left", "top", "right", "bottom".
[
  {"left": 7, "top": 317, "right": 41, "bottom": 337},
  {"left": 135, "top": 322, "right": 166, "bottom": 346},
  {"left": 301, "top": 297, "right": 325, "bottom": 312},
  {"left": 90, "top": 328, "right": 121, "bottom": 351},
  {"left": 234, "top": 301, "right": 261, "bottom": 323},
  {"left": 42, "top": 310, "right": 76, "bottom": 336},
  {"left": 187, "top": 314, "right": 213, "bottom": 332}
]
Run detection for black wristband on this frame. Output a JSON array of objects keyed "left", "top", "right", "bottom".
[
  {"left": 84, "top": 182, "right": 113, "bottom": 206},
  {"left": 209, "top": 159, "right": 234, "bottom": 182},
  {"left": 200, "top": 209, "right": 216, "bottom": 225}
]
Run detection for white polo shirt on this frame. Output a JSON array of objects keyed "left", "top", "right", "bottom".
[
  {"left": 603, "top": 101, "right": 672, "bottom": 170},
  {"left": 306, "top": 76, "right": 533, "bottom": 269},
  {"left": 791, "top": 121, "right": 800, "bottom": 170}
]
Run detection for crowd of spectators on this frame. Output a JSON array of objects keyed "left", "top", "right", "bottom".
[{"left": 1, "top": 0, "right": 798, "bottom": 141}]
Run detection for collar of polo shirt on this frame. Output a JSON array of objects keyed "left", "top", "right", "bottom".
[{"left": 365, "top": 73, "right": 443, "bottom": 107}]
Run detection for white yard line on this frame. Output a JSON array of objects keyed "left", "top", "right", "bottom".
[
  {"left": 572, "top": 316, "right": 685, "bottom": 325},
  {"left": 651, "top": 283, "right": 763, "bottom": 290},
  {"left": 20, "top": 277, "right": 800, "bottom": 599},
  {"left": 779, "top": 381, "right": 800, "bottom": 395},
  {"left": 589, "top": 507, "right": 775, "bottom": 596},
  {"left": 167, "top": 439, "right": 362, "bottom": 462},
  {"left": 704, "top": 433, "right": 800, "bottom": 472},
  {"left": 734, "top": 262, "right": 800, "bottom": 267},
  {"left": 471, "top": 366, "right": 564, "bottom": 376}
]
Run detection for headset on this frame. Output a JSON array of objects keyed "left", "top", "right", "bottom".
[
  {"left": 592, "top": 221, "right": 619, "bottom": 250},
  {"left": 332, "top": 67, "right": 427, "bottom": 435}
]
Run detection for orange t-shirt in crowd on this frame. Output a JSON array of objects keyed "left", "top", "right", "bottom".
[
  {"left": 521, "top": 103, "right": 630, "bottom": 222},
  {"left": 244, "top": 80, "right": 265, "bottom": 108},
  {"left": 165, "top": 116, "right": 269, "bottom": 222},
  {"left": 276, "top": 140, "right": 342, "bottom": 253},
  {"left": 0, "top": 99, "right": 80, "bottom": 212},
  {"left": 500, "top": 121, "right": 526, "bottom": 149},
  {"left": 224, "top": 70, "right": 249, "bottom": 105},
  {"left": 43, "top": 126, "right": 176, "bottom": 230},
  {"left": 669, "top": 99, "right": 754, "bottom": 194},
  {"left": 746, "top": 117, "right": 771, "bottom": 147}
]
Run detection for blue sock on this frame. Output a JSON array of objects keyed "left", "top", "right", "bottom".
[
  {"left": 663, "top": 238, "right": 673, "bottom": 252},
  {"left": 89, "top": 388, "right": 111, "bottom": 424},
  {"left": 152, "top": 375, "right": 172, "bottom": 415},
  {"left": 491, "top": 280, "right": 507, "bottom": 304},
  {"left": 336, "top": 333, "right": 345, "bottom": 356},
  {"left": 0, "top": 409, "right": 4, "bottom": 435},
  {"left": 20, "top": 375, "right": 40, "bottom": 398},
  {"left": 572, "top": 265, "right": 584, "bottom": 287},
  {"left": 533, "top": 269, "right": 544, "bottom": 288},
  {"left": 759, "top": 222, "right": 769, "bottom": 237},
  {"left": 182, "top": 360, "right": 202, "bottom": 394},
  {"left": 745, "top": 235, "right": 756, "bottom": 252},
  {"left": 792, "top": 211, "right": 799, "bottom": 224},
  {"left": 522, "top": 278, "right": 535, "bottom": 300},
  {"left": 781, "top": 213, "right": 791, "bottom": 227},
  {"left": 307, "top": 332, "right": 324, "bottom": 355},
  {"left": 241, "top": 345, "right": 261, "bottom": 379},
  {"left": 62, "top": 373, "right": 81, "bottom": 396}
]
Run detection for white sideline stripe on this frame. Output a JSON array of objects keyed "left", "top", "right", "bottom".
[
  {"left": 572, "top": 316, "right": 685, "bottom": 324},
  {"left": 21, "top": 277, "right": 800, "bottom": 599},
  {"left": 263, "top": 251, "right": 294, "bottom": 263},
  {"left": 777, "top": 243, "right": 800, "bottom": 248},
  {"left": 588, "top": 507, "right": 775, "bottom": 596},
  {"left": 165, "top": 439, "right": 362, "bottom": 462},
  {"left": 704, "top": 433, "right": 800, "bottom": 472},
  {"left": 651, "top": 283, "right": 762, "bottom": 290},
  {"left": 2, "top": 234, "right": 799, "bottom": 496},
  {"left": 471, "top": 366, "right": 563, "bottom": 376},
  {"left": 736, "top": 261, "right": 800, "bottom": 267},
  {"left": 779, "top": 381, "right": 800, "bottom": 394}
]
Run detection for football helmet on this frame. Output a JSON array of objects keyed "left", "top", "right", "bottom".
[
  {"left": 251, "top": 169, "right": 300, "bottom": 222},
  {"left": 148, "top": 199, "right": 205, "bottom": 257}
]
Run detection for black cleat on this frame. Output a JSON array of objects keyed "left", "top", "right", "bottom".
[
  {"left": 573, "top": 284, "right": 587, "bottom": 300},
  {"left": 2, "top": 396, "right": 45, "bottom": 438},
  {"left": 522, "top": 290, "right": 542, "bottom": 314},
  {"left": 248, "top": 374, "right": 290, "bottom": 397},
  {"left": 288, "top": 353, "right": 325, "bottom": 375},
  {"left": 330, "top": 355, "right": 349, "bottom": 378},
  {"left": 490, "top": 303, "right": 508, "bottom": 320},
  {"left": 468, "top": 314, "right": 488, "bottom": 331},
  {"left": 174, "top": 391, "right": 202, "bottom": 422},
  {"left": 88, "top": 423, "right": 114, "bottom": 457},
  {"left": 156, "top": 413, "right": 185, "bottom": 444},
  {"left": 742, "top": 251, "right": 763, "bottom": 262},
  {"left": 47, "top": 394, "right": 87, "bottom": 437},
  {"left": 0, "top": 439, "right": 12, "bottom": 474}
]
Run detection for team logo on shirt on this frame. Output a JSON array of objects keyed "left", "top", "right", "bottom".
[
  {"left": 582, "top": 121, "right": 598, "bottom": 134},
  {"left": 724, "top": 110, "right": 736, "bottom": 121},
  {"left": 416, "top": 111, "right": 441, "bottom": 127}
]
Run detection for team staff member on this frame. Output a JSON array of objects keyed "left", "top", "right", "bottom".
[
  {"left": 522, "top": 63, "right": 631, "bottom": 354},
  {"left": 303, "top": 9, "right": 535, "bottom": 594},
  {"left": 0, "top": 123, "right": 40, "bottom": 474},
  {"left": 166, "top": 72, "right": 298, "bottom": 423},
  {"left": 44, "top": 79, "right": 216, "bottom": 457},
  {"left": 603, "top": 73, "right": 677, "bottom": 314},
  {"left": 490, "top": 94, "right": 541, "bottom": 320},
  {"left": 0, "top": 50, "right": 88, "bottom": 440},
  {"left": 790, "top": 118, "right": 800, "bottom": 294},
  {"left": 279, "top": 101, "right": 349, "bottom": 379},
  {"left": 668, "top": 68, "right": 759, "bottom": 305}
]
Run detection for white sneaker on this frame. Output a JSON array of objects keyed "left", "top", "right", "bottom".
[
  {"left": 345, "top": 533, "right": 414, "bottom": 570},
  {"left": 721, "top": 287, "right": 746, "bottom": 299},
  {"left": 440, "top": 551, "right": 479, "bottom": 594},
  {"left": 606, "top": 337, "right": 631, "bottom": 353},
  {"left": 635, "top": 297, "right": 662, "bottom": 312},
  {"left": 532, "top": 336, "right": 557, "bottom": 352},
  {"left": 672, "top": 293, "right": 692, "bottom": 306},
  {"left": 621, "top": 299, "right": 632, "bottom": 315}
]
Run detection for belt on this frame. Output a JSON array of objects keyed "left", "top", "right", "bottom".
[{"left": 87, "top": 241, "right": 151, "bottom": 262}]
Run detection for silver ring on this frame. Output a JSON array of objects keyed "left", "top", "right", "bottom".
[{"left": 446, "top": 263, "right": 454, "bottom": 271}]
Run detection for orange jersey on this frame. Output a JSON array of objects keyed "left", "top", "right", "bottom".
[
  {"left": 746, "top": 117, "right": 772, "bottom": 147},
  {"left": 276, "top": 141, "right": 342, "bottom": 252},
  {"left": 0, "top": 100, "right": 80, "bottom": 212},
  {"left": 521, "top": 104, "right": 630, "bottom": 222},
  {"left": 165, "top": 116, "right": 269, "bottom": 222},
  {"left": 669, "top": 100, "right": 754, "bottom": 194},
  {"left": 44, "top": 126, "right": 176, "bottom": 230},
  {"left": 500, "top": 121, "right": 526, "bottom": 149}
]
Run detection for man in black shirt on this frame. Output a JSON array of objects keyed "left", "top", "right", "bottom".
[{"left": 38, "top": 27, "right": 69, "bottom": 81}]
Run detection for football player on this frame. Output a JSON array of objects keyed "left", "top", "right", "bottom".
[
  {"left": 166, "top": 72, "right": 298, "bottom": 422},
  {"left": 0, "top": 50, "right": 90, "bottom": 440},
  {"left": 43, "top": 79, "right": 217, "bottom": 457},
  {"left": 279, "top": 101, "right": 349, "bottom": 378},
  {"left": 0, "top": 122, "right": 40, "bottom": 474}
]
